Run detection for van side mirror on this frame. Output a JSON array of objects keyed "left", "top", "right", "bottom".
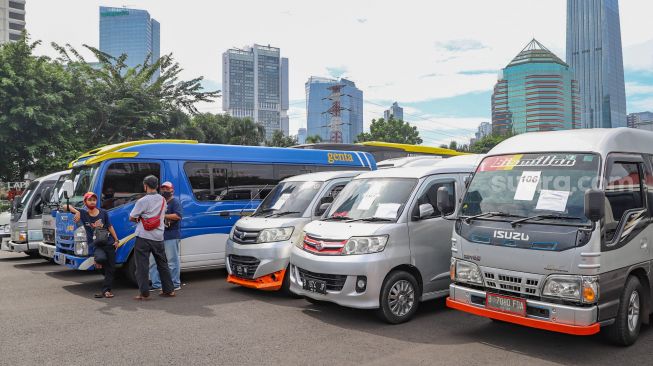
[
  {"left": 316, "top": 203, "right": 331, "bottom": 217},
  {"left": 11, "top": 196, "right": 21, "bottom": 211},
  {"left": 464, "top": 175, "right": 472, "bottom": 188},
  {"left": 584, "top": 189, "right": 605, "bottom": 222},
  {"left": 41, "top": 187, "right": 53, "bottom": 203},
  {"left": 61, "top": 180, "right": 74, "bottom": 200},
  {"left": 418, "top": 204, "right": 434, "bottom": 220},
  {"left": 436, "top": 186, "right": 454, "bottom": 216}
]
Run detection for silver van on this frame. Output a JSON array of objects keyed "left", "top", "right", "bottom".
[
  {"left": 289, "top": 155, "right": 481, "bottom": 323},
  {"left": 225, "top": 171, "right": 364, "bottom": 293},
  {"left": 5, "top": 171, "right": 69, "bottom": 256},
  {"left": 444, "top": 128, "right": 653, "bottom": 346},
  {"left": 39, "top": 172, "right": 70, "bottom": 260}
]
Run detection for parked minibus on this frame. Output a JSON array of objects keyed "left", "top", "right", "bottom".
[
  {"left": 4, "top": 170, "right": 70, "bottom": 256},
  {"left": 39, "top": 172, "right": 70, "bottom": 260},
  {"left": 53, "top": 140, "right": 376, "bottom": 284},
  {"left": 443, "top": 128, "right": 653, "bottom": 346},
  {"left": 225, "top": 170, "right": 366, "bottom": 293},
  {"left": 289, "top": 154, "right": 482, "bottom": 323}
]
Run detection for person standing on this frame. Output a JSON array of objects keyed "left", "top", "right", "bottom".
[
  {"left": 66, "top": 192, "right": 119, "bottom": 299},
  {"left": 149, "top": 181, "right": 182, "bottom": 291},
  {"left": 129, "top": 175, "right": 175, "bottom": 300}
]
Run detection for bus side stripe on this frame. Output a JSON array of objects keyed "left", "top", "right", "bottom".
[{"left": 353, "top": 152, "right": 365, "bottom": 167}]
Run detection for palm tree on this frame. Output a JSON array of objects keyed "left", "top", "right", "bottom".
[{"left": 304, "top": 134, "right": 323, "bottom": 144}]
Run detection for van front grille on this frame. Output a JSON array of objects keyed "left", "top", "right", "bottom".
[{"left": 482, "top": 267, "right": 543, "bottom": 297}]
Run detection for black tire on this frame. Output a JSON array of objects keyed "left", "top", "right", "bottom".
[
  {"left": 605, "top": 276, "right": 643, "bottom": 346},
  {"left": 376, "top": 271, "right": 420, "bottom": 324},
  {"left": 281, "top": 267, "right": 302, "bottom": 298},
  {"left": 123, "top": 254, "right": 138, "bottom": 287}
]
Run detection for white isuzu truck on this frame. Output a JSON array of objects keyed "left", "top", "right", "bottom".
[{"left": 443, "top": 128, "right": 653, "bottom": 346}]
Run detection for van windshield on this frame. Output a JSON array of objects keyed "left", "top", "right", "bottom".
[
  {"left": 13, "top": 181, "right": 37, "bottom": 214},
  {"left": 254, "top": 181, "right": 323, "bottom": 218},
  {"left": 461, "top": 153, "right": 600, "bottom": 224},
  {"left": 67, "top": 165, "right": 99, "bottom": 207},
  {"left": 325, "top": 178, "right": 417, "bottom": 222},
  {"left": 49, "top": 174, "right": 70, "bottom": 204}
]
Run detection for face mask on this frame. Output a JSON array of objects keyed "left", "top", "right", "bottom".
[{"left": 162, "top": 191, "right": 173, "bottom": 199}]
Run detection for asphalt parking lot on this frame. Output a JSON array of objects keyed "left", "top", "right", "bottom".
[{"left": 1, "top": 251, "right": 652, "bottom": 366}]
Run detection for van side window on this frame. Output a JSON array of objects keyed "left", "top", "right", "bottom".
[
  {"left": 413, "top": 180, "right": 455, "bottom": 219},
  {"left": 645, "top": 156, "right": 653, "bottom": 216},
  {"left": 605, "top": 162, "right": 644, "bottom": 240},
  {"left": 315, "top": 183, "right": 347, "bottom": 216},
  {"left": 184, "top": 162, "right": 230, "bottom": 201},
  {"left": 101, "top": 162, "right": 161, "bottom": 210}
]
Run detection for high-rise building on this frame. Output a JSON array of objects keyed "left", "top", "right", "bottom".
[
  {"left": 222, "top": 44, "right": 289, "bottom": 140},
  {"left": 384, "top": 102, "right": 404, "bottom": 121},
  {"left": 492, "top": 39, "right": 580, "bottom": 135},
  {"left": 0, "top": 0, "right": 26, "bottom": 44},
  {"left": 566, "top": 0, "right": 627, "bottom": 128},
  {"left": 627, "top": 112, "right": 653, "bottom": 131},
  {"left": 297, "top": 128, "right": 307, "bottom": 144},
  {"left": 305, "top": 77, "right": 363, "bottom": 144},
  {"left": 99, "top": 7, "right": 160, "bottom": 72},
  {"left": 470, "top": 122, "right": 492, "bottom": 146}
]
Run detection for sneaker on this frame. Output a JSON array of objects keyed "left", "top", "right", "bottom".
[
  {"left": 174, "top": 286, "right": 181, "bottom": 291},
  {"left": 149, "top": 287, "right": 161, "bottom": 292}
]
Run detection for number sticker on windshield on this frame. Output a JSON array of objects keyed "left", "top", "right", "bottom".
[
  {"left": 514, "top": 171, "right": 541, "bottom": 201},
  {"left": 374, "top": 203, "right": 401, "bottom": 219},
  {"left": 271, "top": 194, "right": 291, "bottom": 210}
]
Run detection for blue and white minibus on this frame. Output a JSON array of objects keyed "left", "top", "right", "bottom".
[{"left": 53, "top": 140, "right": 375, "bottom": 283}]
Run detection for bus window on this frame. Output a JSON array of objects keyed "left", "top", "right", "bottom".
[
  {"left": 275, "top": 164, "right": 312, "bottom": 181},
  {"left": 184, "top": 162, "right": 230, "bottom": 201},
  {"left": 101, "top": 162, "right": 161, "bottom": 210},
  {"left": 230, "top": 164, "right": 276, "bottom": 200}
]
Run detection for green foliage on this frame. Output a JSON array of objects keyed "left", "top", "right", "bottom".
[
  {"left": 266, "top": 130, "right": 297, "bottom": 147},
  {"left": 356, "top": 117, "right": 422, "bottom": 145},
  {"left": 469, "top": 132, "right": 514, "bottom": 154},
  {"left": 304, "top": 135, "right": 323, "bottom": 144}
]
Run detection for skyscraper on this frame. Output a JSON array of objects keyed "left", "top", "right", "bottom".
[
  {"left": 384, "top": 102, "right": 404, "bottom": 121},
  {"left": 99, "top": 7, "right": 160, "bottom": 71},
  {"left": 222, "top": 45, "right": 289, "bottom": 140},
  {"left": 627, "top": 112, "right": 653, "bottom": 131},
  {"left": 0, "top": 0, "right": 26, "bottom": 44},
  {"left": 491, "top": 39, "right": 580, "bottom": 135},
  {"left": 297, "top": 128, "right": 307, "bottom": 144},
  {"left": 566, "top": 0, "right": 627, "bottom": 128},
  {"left": 305, "top": 77, "right": 363, "bottom": 144}
]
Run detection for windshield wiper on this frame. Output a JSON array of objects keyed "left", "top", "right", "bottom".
[
  {"left": 347, "top": 217, "right": 394, "bottom": 223},
  {"left": 510, "top": 214, "right": 584, "bottom": 227},
  {"left": 323, "top": 215, "right": 354, "bottom": 221},
  {"left": 265, "top": 211, "right": 301, "bottom": 218},
  {"left": 462, "top": 211, "right": 522, "bottom": 223}
]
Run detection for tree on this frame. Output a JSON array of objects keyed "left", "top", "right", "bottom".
[
  {"left": 304, "top": 135, "right": 323, "bottom": 144},
  {"left": 52, "top": 43, "right": 221, "bottom": 148},
  {"left": 266, "top": 130, "right": 297, "bottom": 147},
  {"left": 449, "top": 140, "right": 458, "bottom": 151},
  {"left": 0, "top": 34, "right": 87, "bottom": 180},
  {"left": 469, "top": 132, "right": 514, "bottom": 154},
  {"left": 356, "top": 117, "right": 422, "bottom": 145}
]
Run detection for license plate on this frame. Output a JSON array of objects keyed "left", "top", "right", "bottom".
[
  {"left": 486, "top": 293, "right": 526, "bottom": 316},
  {"left": 235, "top": 265, "right": 248, "bottom": 277},
  {"left": 303, "top": 279, "right": 327, "bottom": 294}
]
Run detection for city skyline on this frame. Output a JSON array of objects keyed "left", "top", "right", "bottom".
[{"left": 21, "top": 0, "right": 653, "bottom": 145}]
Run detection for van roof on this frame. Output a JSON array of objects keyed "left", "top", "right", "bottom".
[
  {"left": 355, "top": 154, "right": 483, "bottom": 179},
  {"left": 283, "top": 170, "right": 363, "bottom": 183},
  {"left": 489, "top": 128, "right": 653, "bottom": 156},
  {"left": 376, "top": 156, "right": 443, "bottom": 169},
  {"left": 35, "top": 170, "right": 71, "bottom": 183}
]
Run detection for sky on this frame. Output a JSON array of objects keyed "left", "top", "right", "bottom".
[{"left": 25, "top": 0, "right": 653, "bottom": 146}]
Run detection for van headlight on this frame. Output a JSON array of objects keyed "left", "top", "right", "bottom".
[
  {"left": 73, "top": 226, "right": 88, "bottom": 256},
  {"left": 542, "top": 275, "right": 599, "bottom": 303},
  {"left": 296, "top": 231, "right": 306, "bottom": 249},
  {"left": 341, "top": 235, "right": 388, "bottom": 255},
  {"left": 451, "top": 259, "right": 483, "bottom": 285},
  {"left": 257, "top": 227, "right": 294, "bottom": 243}
]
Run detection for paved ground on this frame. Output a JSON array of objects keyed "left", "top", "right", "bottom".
[{"left": 1, "top": 251, "right": 652, "bottom": 366}]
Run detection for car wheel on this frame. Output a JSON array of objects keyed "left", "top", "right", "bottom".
[
  {"left": 605, "top": 276, "right": 643, "bottom": 346},
  {"left": 377, "top": 271, "right": 420, "bottom": 324},
  {"left": 281, "top": 267, "right": 302, "bottom": 298}
]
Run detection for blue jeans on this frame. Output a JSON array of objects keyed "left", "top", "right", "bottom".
[{"left": 149, "top": 238, "right": 180, "bottom": 289}]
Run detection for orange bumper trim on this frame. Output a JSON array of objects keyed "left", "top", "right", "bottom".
[
  {"left": 446, "top": 298, "right": 600, "bottom": 336},
  {"left": 227, "top": 269, "right": 286, "bottom": 291}
]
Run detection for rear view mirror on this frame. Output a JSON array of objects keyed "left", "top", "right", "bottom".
[
  {"left": 316, "top": 203, "right": 331, "bottom": 217},
  {"left": 61, "top": 180, "right": 74, "bottom": 200},
  {"left": 584, "top": 189, "right": 605, "bottom": 222},
  {"left": 436, "top": 186, "right": 454, "bottom": 216},
  {"left": 41, "top": 187, "right": 53, "bottom": 203},
  {"left": 418, "top": 204, "right": 434, "bottom": 220},
  {"left": 11, "top": 196, "right": 21, "bottom": 211}
]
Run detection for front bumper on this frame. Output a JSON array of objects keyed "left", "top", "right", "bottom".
[
  {"left": 53, "top": 252, "right": 95, "bottom": 270},
  {"left": 5, "top": 240, "right": 40, "bottom": 253},
  {"left": 225, "top": 238, "right": 294, "bottom": 291},
  {"left": 38, "top": 243, "right": 56, "bottom": 259},
  {"left": 448, "top": 283, "right": 600, "bottom": 336},
  {"left": 288, "top": 245, "right": 395, "bottom": 309}
]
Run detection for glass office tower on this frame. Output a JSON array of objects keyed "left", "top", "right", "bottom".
[
  {"left": 305, "top": 77, "right": 363, "bottom": 144},
  {"left": 384, "top": 102, "right": 404, "bottom": 121},
  {"left": 566, "top": 0, "right": 627, "bottom": 128},
  {"left": 99, "top": 6, "right": 160, "bottom": 73},
  {"left": 222, "top": 45, "right": 289, "bottom": 139},
  {"left": 492, "top": 39, "right": 580, "bottom": 135}
]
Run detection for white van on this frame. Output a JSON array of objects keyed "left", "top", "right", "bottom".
[
  {"left": 5, "top": 171, "right": 70, "bottom": 256},
  {"left": 289, "top": 155, "right": 482, "bottom": 323},
  {"left": 225, "top": 171, "right": 364, "bottom": 293},
  {"left": 38, "top": 172, "right": 70, "bottom": 260}
]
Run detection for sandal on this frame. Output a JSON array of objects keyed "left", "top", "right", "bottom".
[
  {"left": 134, "top": 294, "right": 151, "bottom": 301},
  {"left": 159, "top": 291, "right": 176, "bottom": 297},
  {"left": 94, "top": 291, "right": 114, "bottom": 298}
]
